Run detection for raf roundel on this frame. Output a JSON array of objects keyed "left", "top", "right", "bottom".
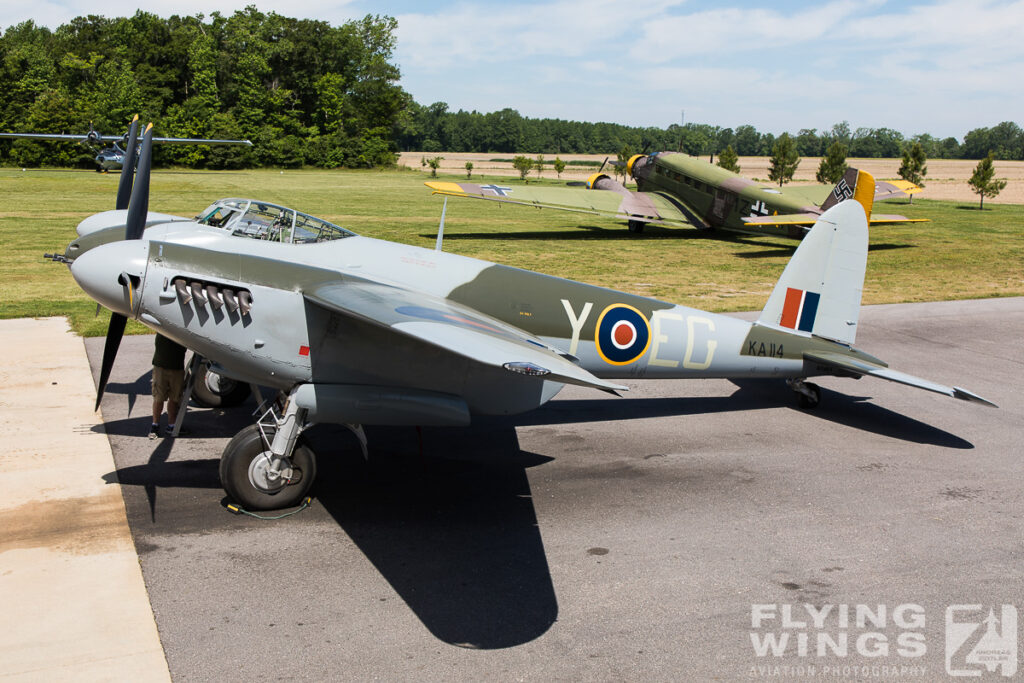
[{"left": 594, "top": 304, "right": 652, "bottom": 365}]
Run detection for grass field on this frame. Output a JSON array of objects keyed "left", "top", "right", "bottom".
[{"left": 1, "top": 166, "right": 1021, "bottom": 337}]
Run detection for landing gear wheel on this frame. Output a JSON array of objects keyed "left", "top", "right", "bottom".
[
  {"left": 798, "top": 382, "right": 821, "bottom": 410},
  {"left": 627, "top": 220, "right": 646, "bottom": 234},
  {"left": 191, "top": 361, "right": 251, "bottom": 408},
  {"left": 219, "top": 425, "right": 316, "bottom": 510}
]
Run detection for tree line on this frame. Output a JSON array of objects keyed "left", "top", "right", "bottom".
[
  {"left": 0, "top": 8, "right": 408, "bottom": 168},
  {"left": 1, "top": 9, "right": 1022, "bottom": 169}
]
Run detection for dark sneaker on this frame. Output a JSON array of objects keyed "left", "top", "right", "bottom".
[
  {"left": 166, "top": 425, "right": 188, "bottom": 437},
  {"left": 148, "top": 424, "right": 159, "bottom": 440}
]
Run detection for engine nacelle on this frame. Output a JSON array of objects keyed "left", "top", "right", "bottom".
[{"left": 585, "top": 173, "right": 629, "bottom": 195}]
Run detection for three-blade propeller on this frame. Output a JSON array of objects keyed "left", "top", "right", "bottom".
[
  {"left": 114, "top": 115, "right": 140, "bottom": 211},
  {"left": 94, "top": 121, "right": 154, "bottom": 411}
]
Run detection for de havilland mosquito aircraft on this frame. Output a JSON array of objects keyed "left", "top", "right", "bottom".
[
  {"left": 0, "top": 115, "right": 251, "bottom": 171},
  {"left": 427, "top": 152, "right": 925, "bottom": 239},
  {"left": 60, "top": 123, "right": 993, "bottom": 510}
]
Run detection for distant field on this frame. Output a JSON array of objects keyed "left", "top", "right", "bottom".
[
  {"left": 0, "top": 166, "right": 1021, "bottom": 337},
  {"left": 397, "top": 152, "right": 1024, "bottom": 204}
]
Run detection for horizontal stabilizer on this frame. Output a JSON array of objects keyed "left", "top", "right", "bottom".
[
  {"left": 805, "top": 350, "right": 997, "bottom": 407},
  {"left": 867, "top": 214, "right": 929, "bottom": 224}
]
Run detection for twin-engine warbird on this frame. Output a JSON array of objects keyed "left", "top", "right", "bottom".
[
  {"left": 427, "top": 152, "right": 925, "bottom": 239},
  {"left": 1, "top": 114, "right": 251, "bottom": 172},
  {"left": 63, "top": 125, "right": 993, "bottom": 510}
]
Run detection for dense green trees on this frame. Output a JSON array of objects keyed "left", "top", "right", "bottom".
[
  {"left": 1, "top": 11, "right": 1022, "bottom": 169},
  {"left": 0, "top": 10, "right": 407, "bottom": 168}
]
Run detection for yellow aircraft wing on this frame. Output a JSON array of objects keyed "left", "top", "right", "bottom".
[
  {"left": 426, "top": 181, "right": 704, "bottom": 229},
  {"left": 744, "top": 209, "right": 928, "bottom": 229}
]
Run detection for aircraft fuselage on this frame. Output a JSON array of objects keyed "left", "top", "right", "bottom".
[{"left": 635, "top": 153, "right": 817, "bottom": 238}]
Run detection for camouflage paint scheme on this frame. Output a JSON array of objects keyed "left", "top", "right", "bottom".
[
  {"left": 427, "top": 152, "right": 924, "bottom": 239},
  {"left": 64, "top": 168, "right": 990, "bottom": 509}
]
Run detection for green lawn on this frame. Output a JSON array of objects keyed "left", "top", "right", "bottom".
[{"left": 1, "top": 167, "right": 1021, "bottom": 336}]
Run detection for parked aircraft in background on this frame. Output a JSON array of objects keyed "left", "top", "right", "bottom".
[
  {"left": 427, "top": 153, "right": 925, "bottom": 239},
  {"left": 1, "top": 116, "right": 251, "bottom": 172},
  {"left": 59, "top": 124, "right": 990, "bottom": 511}
]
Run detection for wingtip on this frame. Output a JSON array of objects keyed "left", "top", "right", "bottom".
[{"left": 952, "top": 387, "right": 998, "bottom": 408}]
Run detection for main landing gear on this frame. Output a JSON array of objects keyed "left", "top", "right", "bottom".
[
  {"left": 787, "top": 378, "right": 821, "bottom": 410},
  {"left": 189, "top": 359, "right": 251, "bottom": 408},
  {"left": 218, "top": 386, "right": 369, "bottom": 510},
  {"left": 220, "top": 391, "right": 316, "bottom": 510}
]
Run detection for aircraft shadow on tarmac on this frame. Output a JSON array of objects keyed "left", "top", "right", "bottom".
[
  {"left": 104, "top": 416, "right": 561, "bottom": 650},
  {"left": 98, "top": 378, "right": 969, "bottom": 650}
]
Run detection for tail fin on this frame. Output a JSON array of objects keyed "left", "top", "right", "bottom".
[
  {"left": 757, "top": 195, "right": 869, "bottom": 345},
  {"left": 820, "top": 167, "right": 875, "bottom": 220}
]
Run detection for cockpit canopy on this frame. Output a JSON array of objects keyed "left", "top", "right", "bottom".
[{"left": 195, "top": 198, "right": 355, "bottom": 244}]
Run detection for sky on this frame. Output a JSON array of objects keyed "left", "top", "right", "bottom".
[{"left": 3, "top": 0, "right": 1023, "bottom": 140}]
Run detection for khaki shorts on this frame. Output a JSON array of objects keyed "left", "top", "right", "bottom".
[{"left": 152, "top": 367, "right": 185, "bottom": 403}]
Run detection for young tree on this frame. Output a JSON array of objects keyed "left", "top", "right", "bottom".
[
  {"left": 534, "top": 153, "right": 545, "bottom": 179},
  {"left": 716, "top": 144, "right": 740, "bottom": 173},
  {"left": 816, "top": 141, "right": 848, "bottom": 183},
  {"left": 768, "top": 133, "right": 800, "bottom": 186},
  {"left": 426, "top": 156, "right": 443, "bottom": 178},
  {"left": 464, "top": 160, "right": 473, "bottom": 179},
  {"left": 513, "top": 154, "right": 533, "bottom": 181},
  {"left": 616, "top": 144, "right": 633, "bottom": 184},
  {"left": 968, "top": 152, "right": 1007, "bottom": 209},
  {"left": 898, "top": 142, "right": 927, "bottom": 203},
  {"left": 553, "top": 156, "right": 566, "bottom": 178}
]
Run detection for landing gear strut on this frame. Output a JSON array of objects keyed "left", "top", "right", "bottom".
[
  {"left": 220, "top": 390, "right": 316, "bottom": 510},
  {"left": 788, "top": 378, "right": 821, "bottom": 410}
]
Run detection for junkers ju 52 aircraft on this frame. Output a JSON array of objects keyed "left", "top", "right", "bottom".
[
  {"left": 427, "top": 152, "right": 925, "bottom": 239},
  {"left": 61, "top": 123, "right": 993, "bottom": 510},
  {"left": 1, "top": 115, "right": 251, "bottom": 172}
]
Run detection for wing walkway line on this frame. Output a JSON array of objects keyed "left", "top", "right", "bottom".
[{"left": 0, "top": 318, "right": 170, "bottom": 682}]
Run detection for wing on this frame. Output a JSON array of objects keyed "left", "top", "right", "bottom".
[
  {"left": 304, "top": 279, "right": 626, "bottom": 393},
  {"left": 0, "top": 132, "right": 111, "bottom": 142},
  {"left": 151, "top": 137, "right": 253, "bottom": 146},
  {"left": 426, "top": 181, "right": 700, "bottom": 228},
  {"left": 805, "top": 350, "right": 996, "bottom": 406},
  {"left": 743, "top": 211, "right": 928, "bottom": 229}
]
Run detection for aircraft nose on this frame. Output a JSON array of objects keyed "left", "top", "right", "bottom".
[{"left": 70, "top": 240, "right": 150, "bottom": 317}]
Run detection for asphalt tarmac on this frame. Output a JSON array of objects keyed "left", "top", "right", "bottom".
[{"left": 86, "top": 298, "right": 1023, "bottom": 681}]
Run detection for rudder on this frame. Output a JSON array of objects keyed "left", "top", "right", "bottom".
[{"left": 757, "top": 195, "right": 869, "bottom": 345}]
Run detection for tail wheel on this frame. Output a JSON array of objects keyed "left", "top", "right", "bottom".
[
  {"left": 219, "top": 425, "right": 316, "bottom": 510},
  {"left": 627, "top": 220, "right": 646, "bottom": 234},
  {"left": 191, "top": 361, "right": 251, "bottom": 408},
  {"left": 798, "top": 382, "right": 821, "bottom": 410}
]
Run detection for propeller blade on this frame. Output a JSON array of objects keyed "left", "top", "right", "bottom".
[
  {"left": 124, "top": 123, "right": 154, "bottom": 240},
  {"left": 114, "top": 115, "right": 140, "bottom": 210},
  {"left": 598, "top": 156, "right": 609, "bottom": 173},
  {"left": 95, "top": 312, "right": 127, "bottom": 411},
  {"left": 566, "top": 181, "right": 586, "bottom": 187}
]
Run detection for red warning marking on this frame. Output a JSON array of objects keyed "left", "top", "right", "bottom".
[{"left": 299, "top": 345, "right": 310, "bottom": 356}]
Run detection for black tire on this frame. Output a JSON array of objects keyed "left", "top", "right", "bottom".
[
  {"left": 798, "top": 382, "right": 821, "bottom": 410},
  {"left": 191, "top": 361, "right": 251, "bottom": 408},
  {"left": 627, "top": 220, "right": 646, "bottom": 234},
  {"left": 219, "top": 424, "right": 316, "bottom": 510}
]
